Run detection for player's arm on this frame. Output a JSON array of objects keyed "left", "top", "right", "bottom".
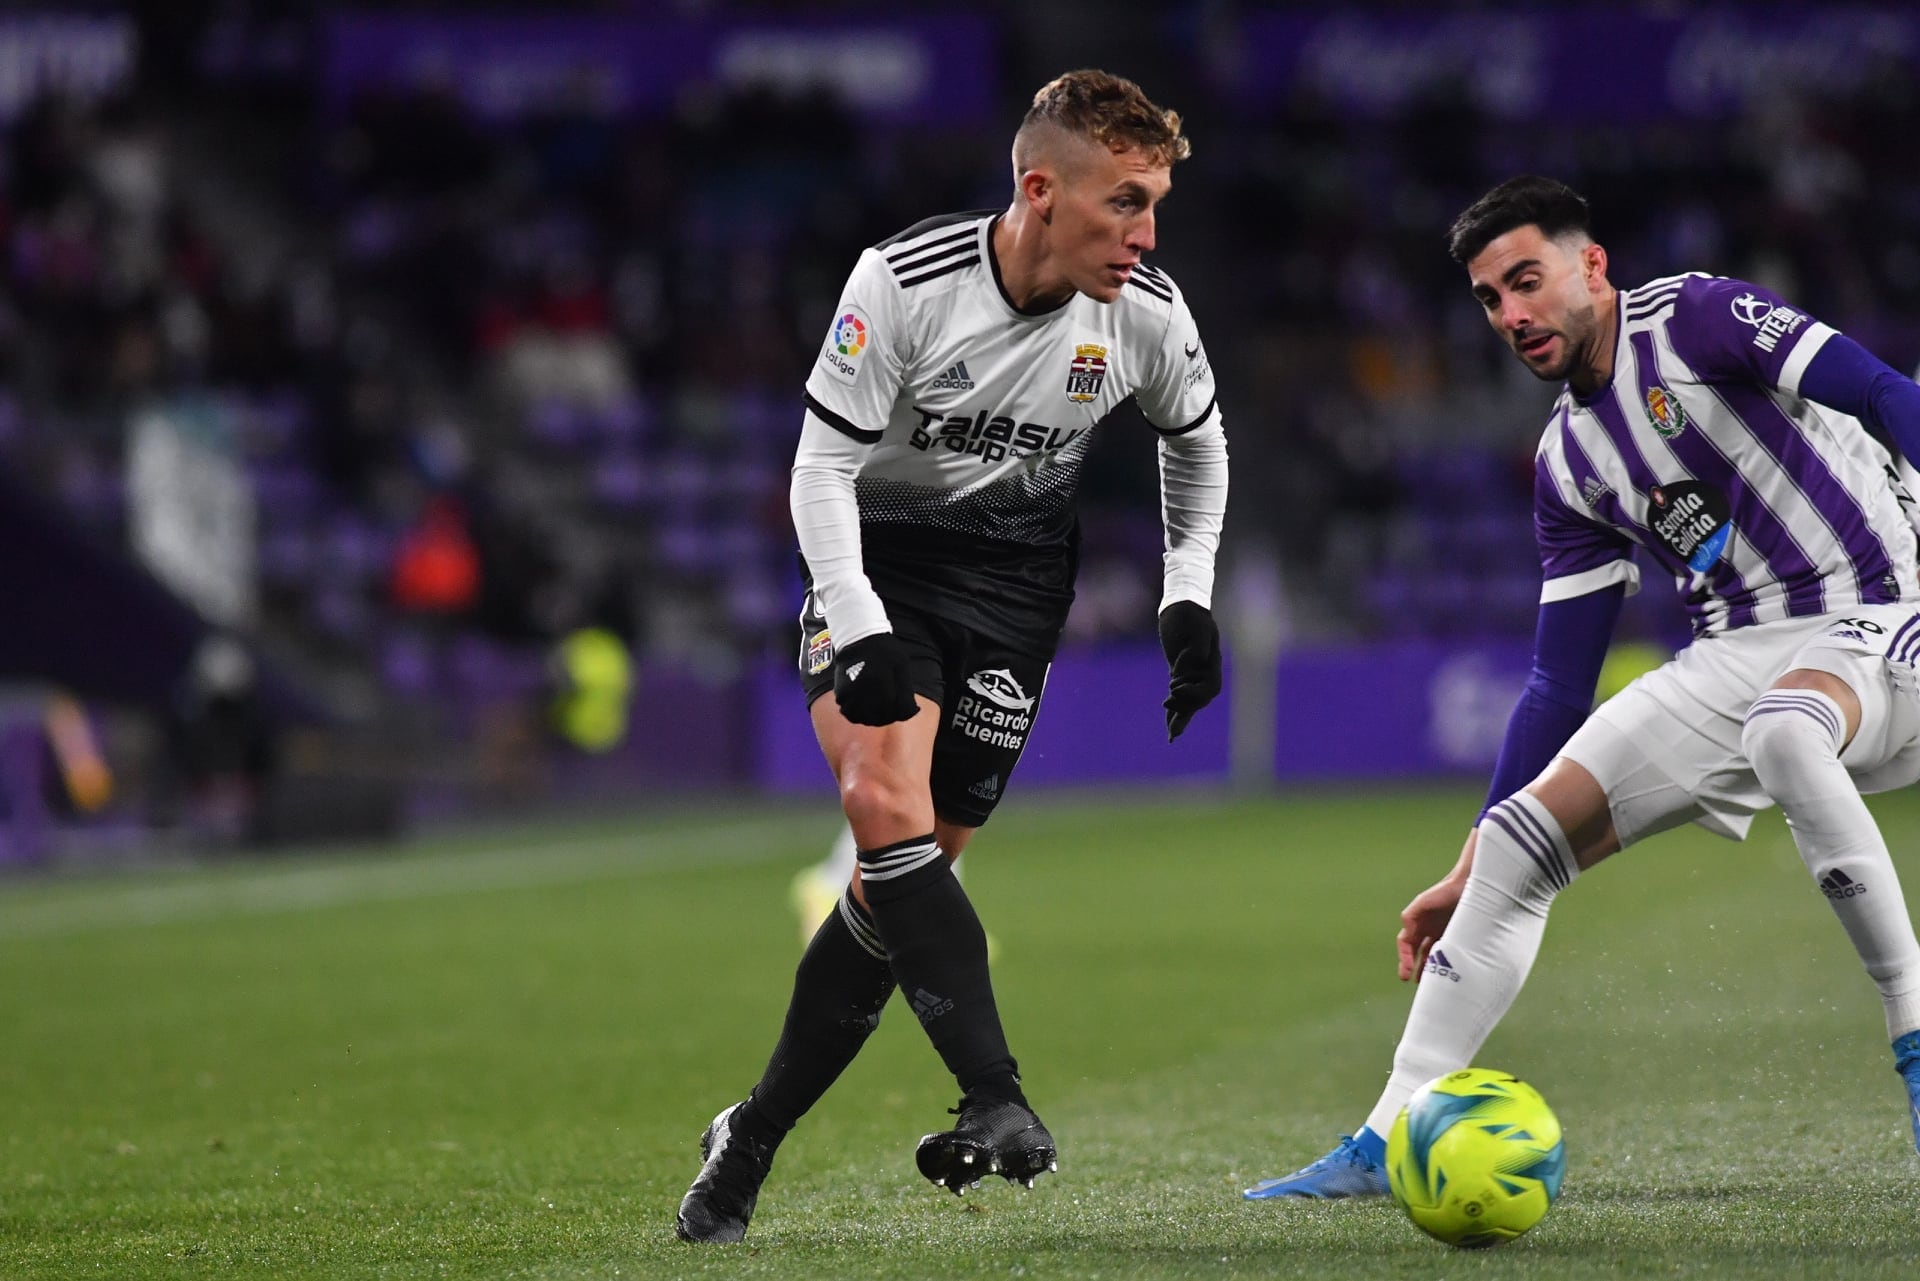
[
  {"left": 1795, "top": 336, "right": 1920, "bottom": 463},
  {"left": 792, "top": 251, "right": 917, "bottom": 725},
  {"left": 1397, "top": 584, "right": 1625, "bottom": 980},
  {"left": 1398, "top": 466, "right": 1633, "bottom": 979},
  {"left": 1137, "top": 288, "right": 1229, "bottom": 740}
]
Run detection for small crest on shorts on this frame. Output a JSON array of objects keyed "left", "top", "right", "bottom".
[
  {"left": 1644, "top": 385, "right": 1687, "bottom": 439},
  {"left": 1066, "top": 343, "right": 1108, "bottom": 404},
  {"left": 805, "top": 627, "right": 834, "bottom": 676}
]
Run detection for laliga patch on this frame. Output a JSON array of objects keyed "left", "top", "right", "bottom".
[
  {"left": 1644, "top": 385, "right": 1686, "bottom": 439},
  {"left": 1648, "top": 480, "right": 1732, "bottom": 574},
  {"left": 819, "top": 306, "right": 871, "bottom": 384},
  {"left": 805, "top": 627, "right": 834, "bottom": 676}
]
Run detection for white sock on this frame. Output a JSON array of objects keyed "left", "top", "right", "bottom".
[
  {"left": 1362, "top": 792, "right": 1577, "bottom": 1138},
  {"left": 1744, "top": 689, "right": 1920, "bottom": 1041}
]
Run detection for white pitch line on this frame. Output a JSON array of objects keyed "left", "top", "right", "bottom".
[{"left": 0, "top": 815, "right": 814, "bottom": 940}]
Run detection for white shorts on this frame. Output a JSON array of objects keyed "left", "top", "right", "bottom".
[{"left": 1561, "top": 603, "right": 1920, "bottom": 848}]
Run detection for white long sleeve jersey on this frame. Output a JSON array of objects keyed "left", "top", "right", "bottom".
[{"left": 791, "top": 210, "right": 1229, "bottom": 654}]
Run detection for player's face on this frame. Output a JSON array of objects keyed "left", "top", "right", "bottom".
[
  {"left": 1467, "top": 226, "right": 1606, "bottom": 385},
  {"left": 1050, "top": 145, "right": 1171, "bottom": 303}
]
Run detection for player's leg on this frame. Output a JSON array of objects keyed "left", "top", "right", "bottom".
[
  {"left": 1742, "top": 613, "right": 1920, "bottom": 1149},
  {"left": 1249, "top": 649, "right": 1766, "bottom": 1201},
  {"left": 791, "top": 822, "right": 987, "bottom": 952},
  {"left": 676, "top": 697, "right": 941, "bottom": 1243},
  {"left": 1246, "top": 758, "right": 1614, "bottom": 1200},
  {"left": 856, "top": 644, "right": 1056, "bottom": 1193},
  {"left": 676, "top": 608, "right": 945, "bottom": 1243}
]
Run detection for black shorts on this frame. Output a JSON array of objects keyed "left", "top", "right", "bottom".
[{"left": 798, "top": 590, "right": 1050, "bottom": 828}]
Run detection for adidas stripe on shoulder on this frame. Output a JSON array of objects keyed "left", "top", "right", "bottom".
[
  {"left": 1125, "top": 261, "right": 1174, "bottom": 304},
  {"left": 1623, "top": 271, "right": 1707, "bottom": 323},
  {"left": 880, "top": 211, "right": 991, "bottom": 289}
]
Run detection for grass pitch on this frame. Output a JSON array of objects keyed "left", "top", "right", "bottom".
[{"left": 5, "top": 786, "right": 1920, "bottom": 1278}]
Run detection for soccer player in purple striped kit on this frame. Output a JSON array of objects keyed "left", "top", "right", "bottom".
[{"left": 1247, "top": 175, "right": 1920, "bottom": 1199}]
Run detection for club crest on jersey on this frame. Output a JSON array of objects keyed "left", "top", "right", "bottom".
[
  {"left": 804, "top": 626, "right": 833, "bottom": 676},
  {"left": 1644, "top": 385, "right": 1687, "bottom": 439},
  {"left": 1065, "top": 343, "right": 1108, "bottom": 404},
  {"left": 820, "top": 307, "right": 871, "bottom": 384}
]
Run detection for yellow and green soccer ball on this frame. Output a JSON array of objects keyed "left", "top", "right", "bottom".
[{"left": 1386, "top": 1068, "right": 1565, "bottom": 1249}]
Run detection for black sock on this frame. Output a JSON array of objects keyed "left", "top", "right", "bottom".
[
  {"left": 858, "top": 834, "right": 1025, "bottom": 1106},
  {"left": 734, "top": 889, "right": 895, "bottom": 1147}
]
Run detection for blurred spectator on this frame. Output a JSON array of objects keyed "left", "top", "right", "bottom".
[{"left": 390, "top": 496, "right": 482, "bottom": 618}]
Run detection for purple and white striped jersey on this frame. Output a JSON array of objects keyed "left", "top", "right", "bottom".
[{"left": 1534, "top": 273, "right": 1919, "bottom": 636}]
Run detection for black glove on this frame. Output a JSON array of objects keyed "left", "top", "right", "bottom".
[
  {"left": 1158, "top": 601, "right": 1221, "bottom": 741},
  {"left": 833, "top": 632, "right": 920, "bottom": 726}
]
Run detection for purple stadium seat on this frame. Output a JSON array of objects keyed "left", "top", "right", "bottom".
[
  {"left": 527, "top": 398, "right": 583, "bottom": 451},
  {"left": 595, "top": 393, "right": 649, "bottom": 447},
  {"left": 380, "top": 630, "right": 440, "bottom": 698},
  {"left": 592, "top": 452, "right": 646, "bottom": 510},
  {"left": 259, "top": 527, "right": 316, "bottom": 583}
]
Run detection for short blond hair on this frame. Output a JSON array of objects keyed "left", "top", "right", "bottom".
[{"left": 1014, "top": 69, "right": 1191, "bottom": 173}]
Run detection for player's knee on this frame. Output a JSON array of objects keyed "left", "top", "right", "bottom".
[
  {"left": 838, "top": 767, "right": 924, "bottom": 837},
  {"left": 1742, "top": 691, "right": 1844, "bottom": 786},
  {"left": 1473, "top": 794, "right": 1576, "bottom": 912}
]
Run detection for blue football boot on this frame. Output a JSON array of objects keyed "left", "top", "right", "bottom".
[
  {"left": 1894, "top": 1030, "right": 1920, "bottom": 1153},
  {"left": 1243, "top": 1128, "right": 1389, "bottom": 1200}
]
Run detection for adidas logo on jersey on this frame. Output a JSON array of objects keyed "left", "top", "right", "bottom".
[
  {"left": 930, "top": 361, "right": 975, "bottom": 392},
  {"left": 1820, "top": 869, "right": 1868, "bottom": 899}
]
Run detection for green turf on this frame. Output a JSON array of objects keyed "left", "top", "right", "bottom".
[{"left": 5, "top": 786, "right": 1920, "bottom": 1278}]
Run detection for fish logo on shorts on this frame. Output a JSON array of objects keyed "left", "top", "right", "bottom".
[{"left": 965, "top": 668, "right": 1035, "bottom": 711}]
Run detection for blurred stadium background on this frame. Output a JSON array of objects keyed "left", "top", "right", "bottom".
[
  {"left": 15, "top": 6, "right": 1920, "bottom": 1277},
  {"left": 5, "top": 3, "right": 1920, "bottom": 856}
]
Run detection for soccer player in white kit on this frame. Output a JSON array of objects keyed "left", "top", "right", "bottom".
[
  {"left": 677, "top": 70, "right": 1229, "bottom": 1242},
  {"left": 1247, "top": 175, "right": 1920, "bottom": 1200}
]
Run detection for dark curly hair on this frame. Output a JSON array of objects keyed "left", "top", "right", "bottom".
[{"left": 1447, "top": 176, "right": 1592, "bottom": 264}]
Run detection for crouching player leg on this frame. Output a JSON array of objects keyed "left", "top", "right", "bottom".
[
  {"left": 1246, "top": 604, "right": 1920, "bottom": 1200},
  {"left": 1740, "top": 610, "right": 1920, "bottom": 1146}
]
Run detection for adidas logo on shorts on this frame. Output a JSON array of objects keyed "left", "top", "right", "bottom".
[{"left": 968, "top": 774, "right": 1001, "bottom": 801}]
